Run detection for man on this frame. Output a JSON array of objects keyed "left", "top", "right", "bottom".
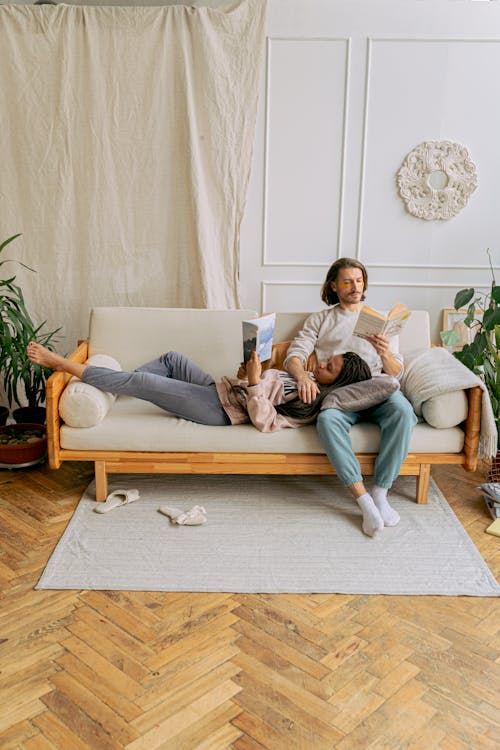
[{"left": 284, "top": 257, "right": 417, "bottom": 537}]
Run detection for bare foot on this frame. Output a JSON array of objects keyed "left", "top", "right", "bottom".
[{"left": 27, "top": 342, "right": 66, "bottom": 371}]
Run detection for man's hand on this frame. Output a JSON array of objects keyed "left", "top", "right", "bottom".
[
  {"left": 284, "top": 355, "right": 320, "bottom": 403},
  {"left": 296, "top": 374, "right": 320, "bottom": 404},
  {"left": 365, "top": 333, "right": 390, "bottom": 357},
  {"left": 246, "top": 351, "right": 262, "bottom": 386},
  {"left": 365, "top": 334, "right": 401, "bottom": 377}
]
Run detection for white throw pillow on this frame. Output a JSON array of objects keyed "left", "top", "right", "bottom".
[
  {"left": 59, "top": 354, "right": 122, "bottom": 428},
  {"left": 422, "top": 391, "right": 468, "bottom": 429}
]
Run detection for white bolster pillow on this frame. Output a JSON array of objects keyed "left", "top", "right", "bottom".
[
  {"left": 421, "top": 390, "right": 469, "bottom": 429},
  {"left": 59, "top": 354, "right": 122, "bottom": 428}
]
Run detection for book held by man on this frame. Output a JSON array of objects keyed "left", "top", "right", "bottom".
[
  {"left": 242, "top": 313, "right": 276, "bottom": 363},
  {"left": 353, "top": 303, "right": 411, "bottom": 339}
]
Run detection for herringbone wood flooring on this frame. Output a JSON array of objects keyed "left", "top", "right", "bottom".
[{"left": 0, "top": 461, "right": 498, "bottom": 750}]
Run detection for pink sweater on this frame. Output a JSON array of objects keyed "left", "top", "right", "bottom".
[{"left": 216, "top": 369, "right": 315, "bottom": 432}]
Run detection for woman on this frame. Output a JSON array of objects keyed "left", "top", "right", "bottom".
[{"left": 27, "top": 342, "right": 371, "bottom": 433}]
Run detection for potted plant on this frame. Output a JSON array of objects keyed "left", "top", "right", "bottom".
[
  {"left": 440, "top": 248, "right": 500, "bottom": 475},
  {"left": 0, "top": 423, "right": 48, "bottom": 466},
  {"left": 0, "top": 233, "right": 61, "bottom": 426}
]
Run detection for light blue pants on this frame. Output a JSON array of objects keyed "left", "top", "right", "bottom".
[
  {"left": 82, "top": 351, "right": 231, "bottom": 426},
  {"left": 316, "top": 390, "right": 417, "bottom": 489}
]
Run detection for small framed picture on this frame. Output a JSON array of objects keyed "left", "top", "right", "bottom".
[{"left": 441, "top": 308, "right": 482, "bottom": 352}]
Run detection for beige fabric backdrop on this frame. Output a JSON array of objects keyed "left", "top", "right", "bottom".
[{"left": 0, "top": 1, "right": 266, "bottom": 350}]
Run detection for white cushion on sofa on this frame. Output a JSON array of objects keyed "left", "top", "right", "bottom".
[
  {"left": 59, "top": 354, "right": 121, "bottom": 428},
  {"left": 87, "top": 307, "right": 258, "bottom": 376},
  {"left": 422, "top": 390, "right": 468, "bottom": 429},
  {"left": 59, "top": 396, "right": 465, "bottom": 453}
]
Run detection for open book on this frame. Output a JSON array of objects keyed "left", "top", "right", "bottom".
[
  {"left": 242, "top": 313, "right": 276, "bottom": 363},
  {"left": 353, "top": 303, "right": 411, "bottom": 338}
]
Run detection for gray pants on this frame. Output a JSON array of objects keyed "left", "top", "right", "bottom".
[{"left": 82, "top": 351, "right": 231, "bottom": 426}]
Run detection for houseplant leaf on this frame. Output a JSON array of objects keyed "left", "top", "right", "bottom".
[
  {"left": 0, "top": 233, "right": 61, "bottom": 413},
  {"left": 454, "top": 288, "right": 475, "bottom": 309}
]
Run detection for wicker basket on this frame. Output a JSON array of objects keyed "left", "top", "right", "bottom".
[{"left": 487, "top": 450, "right": 500, "bottom": 483}]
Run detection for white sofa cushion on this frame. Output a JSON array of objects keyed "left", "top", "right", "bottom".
[
  {"left": 422, "top": 390, "right": 468, "bottom": 428},
  {"left": 60, "top": 396, "right": 465, "bottom": 454},
  {"left": 59, "top": 354, "right": 121, "bottom": 428},
  {"left": 87, "top": 307, "right": 258, "bottom": 377}
]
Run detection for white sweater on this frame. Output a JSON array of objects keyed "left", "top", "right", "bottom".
[{"left": 283, "top": 305, "right": 404, "bottom": 378}]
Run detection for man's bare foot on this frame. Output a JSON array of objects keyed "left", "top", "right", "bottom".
[{"left": 27, "top": 342, "right": 67, "bottom": 371}]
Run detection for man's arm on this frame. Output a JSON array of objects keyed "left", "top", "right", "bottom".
[
  {"left": 284, "top": 356, "right": 319, "bottom": 403},
  {"left": 365, "top": 334, "right": 403, "bottom": 377},
  {"left": 283, "top": 311, "right": 326, "bottom": 403}
]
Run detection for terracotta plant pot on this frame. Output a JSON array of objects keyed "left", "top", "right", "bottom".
[{"left": 0, "top": 423, "right": 47, "bottom": 466}]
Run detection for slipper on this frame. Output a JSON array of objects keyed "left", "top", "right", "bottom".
[
  {"left": 94, "top": 488, "right": 140, "bottom": 513},
  {"left": 159, "top": 504, "right": 207, "bottom": 525},
  {"left": 158, "top": 505, "right": 184, "bottom": 521}
]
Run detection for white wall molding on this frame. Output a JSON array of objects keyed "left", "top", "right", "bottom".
[
  {"left": 357, "top": 36, "right": 500, "bottom": 262},
  {"left": 367, "top": 263, "right": 496, "bottom": 270},
  {"left": 239, "top": 1, "right": 500, "bottom": 317},
  {"left": 262, "top": 280, "right": 494, "bottom": 292},
  {"left": 262, "top": 36, "right": 349, "bottom": 267}
]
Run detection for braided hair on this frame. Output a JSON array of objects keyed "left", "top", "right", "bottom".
[{"left": 275, "top": 351, "right": 371, "bottom": 421}]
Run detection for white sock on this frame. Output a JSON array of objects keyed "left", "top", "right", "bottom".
[
  {"left": 356, "top": 493, "right": 384, "bottom": 537},
  {"left": 372, "top": 485, "right": 400, "bottom": 527}
]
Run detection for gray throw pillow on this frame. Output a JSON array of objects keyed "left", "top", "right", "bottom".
[{"left": 321, "top": 375, "right": 400, "bottom": 412}]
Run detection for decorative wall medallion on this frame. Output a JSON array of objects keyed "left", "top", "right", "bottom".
[{"left": 396, "top": 140, "right": 478, "bottom": 221}]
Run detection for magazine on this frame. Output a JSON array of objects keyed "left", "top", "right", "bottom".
[
  {"left": 353, "top": 303, "right": 411, "bottom": 339},
  {"left": 242, "top": 312, "right": 276, "bottom": 363}
]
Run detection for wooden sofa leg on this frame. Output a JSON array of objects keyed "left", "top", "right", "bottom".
[
  {"left": 95, "top": 461, "right": 108, "bottom": 502},
  {"left": 416, "top": 464, "right": 430, "bottom": 504}
]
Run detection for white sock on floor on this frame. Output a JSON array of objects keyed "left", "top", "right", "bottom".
[
  {"left": 356, "top": 493, "right": 384, "bottom": 537},
  {"left": 372, "top": 485, "right": 400, "bottom": 527}
]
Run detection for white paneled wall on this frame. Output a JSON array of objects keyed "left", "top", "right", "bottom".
[
  {"left": 264, "top": 38, "right": 348, "bottom": 266},
  {"left": 239, "top": 0, "right": 500, "bottom": 343},
  {"left": 5, "top": 0, "right": 499, "bottom": 342}
]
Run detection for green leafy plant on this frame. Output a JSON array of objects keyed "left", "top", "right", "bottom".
[
  {"left": 440, "top": 249, "right": 500, "bottom": 442},
  {"left": 0, "top": 234, "right": 61, "bottom": 411}
]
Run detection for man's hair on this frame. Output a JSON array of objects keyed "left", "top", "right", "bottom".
[{"left": 321, "top": 257, "right": 368, "bottom": 306}]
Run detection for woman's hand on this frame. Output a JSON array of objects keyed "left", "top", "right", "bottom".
[
  {"left": 296, "top": 375, "right": 320, "bottom": 404},
  {"left": 237, "top": 362, "right": 247, "bottom": 379},
  {"left": 245, "top": 351, "right": 262, "bottom": 386}
]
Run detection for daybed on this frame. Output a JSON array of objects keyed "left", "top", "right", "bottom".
[{"left": 45, "top": 307, "right": 482, "bottom": 503}]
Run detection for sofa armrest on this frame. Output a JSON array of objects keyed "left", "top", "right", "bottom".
[
  {"left": 463, "top": 386, "right": 482, "bottom": 471},
  {"left": 45, "top": 341, "right": 89, "bottom": 468}
]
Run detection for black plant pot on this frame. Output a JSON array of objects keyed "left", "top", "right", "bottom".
[
  {"left": 0, "top": 406, "right": 8, "bottom": 426},
  {"left": 12, "top": 406, "right": 46, "bottom": 425}
]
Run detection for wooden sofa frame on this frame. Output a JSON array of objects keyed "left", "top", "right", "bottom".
[{"left": 45, "top": 340, "right": 483, "bottom": 504}]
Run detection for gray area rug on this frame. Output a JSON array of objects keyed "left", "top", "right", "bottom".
[{"left": 36, "top": 474, "right": 500, "bottom": 596}]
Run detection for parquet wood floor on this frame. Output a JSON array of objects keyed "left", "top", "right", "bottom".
[{"left": 0, "top": 461, "right": 498, "bottom": 749}]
